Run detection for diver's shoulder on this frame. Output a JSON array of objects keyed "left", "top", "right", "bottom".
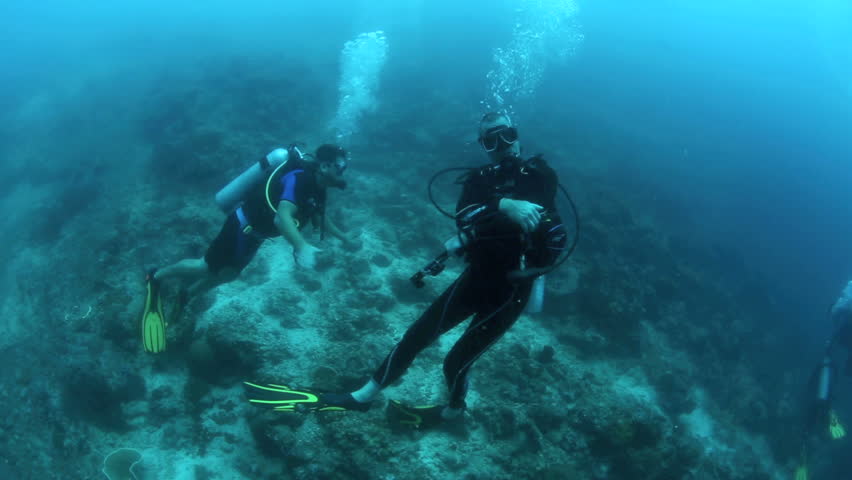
[
  {"left": 526, "top": 154, "right": 558, "bottom": 178},
  {"left": 526, "top": 153, "right": 551, "bottom": 169}
]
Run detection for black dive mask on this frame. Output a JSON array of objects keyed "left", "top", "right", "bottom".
[{"left": 479, "top": 126, "right": 519, "bottom": 152}]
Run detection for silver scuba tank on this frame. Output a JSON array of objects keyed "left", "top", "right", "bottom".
[
  {"left": 525, "top": 275, "right": 546, "bottom": 314},
  {"left": 520, "top": 252, "right": 545, "bottom": 314},
  {"left": 215, "top": 148, "right": 291, "bottom": 213},
  {"left": 817, "top": 354, "right": 834, "bottom": 402}
]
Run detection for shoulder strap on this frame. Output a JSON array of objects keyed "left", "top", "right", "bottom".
[{"left": 265, "top": 158, "right": 305, "bottom": 214}]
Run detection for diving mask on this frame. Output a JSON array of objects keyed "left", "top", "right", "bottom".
[{"left": 479, "top": 126, "right": 519, "bottom": 152}]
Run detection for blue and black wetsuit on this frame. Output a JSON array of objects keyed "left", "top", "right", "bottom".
[
  {"left": 204, "top": 159, "right": 326, "bottom": 274},
  {"left": 370, "top": 156, "right": 566, "bottom": 409}
]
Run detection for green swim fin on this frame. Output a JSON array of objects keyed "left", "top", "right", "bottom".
[
  {"left": 386, "top": 400, "right": 447, "bottom": 430},
  {"left": 830, "top": 410, "right": 846, "bottom": 440},
  {"left": 794, "top": 448, "right": 809, "bottom": 480},
  {"left": 243, "top": 382, "right": 370, "bottom": 412},
  {"left": 141, "top": 269, "right": 166, "bottom": 353}
]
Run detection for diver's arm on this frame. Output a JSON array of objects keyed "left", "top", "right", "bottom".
[
  {"left": 498, "top": 199, "right": 543, "bottom": 233},
  {"left": 829, "top": 314, "right": 852, "bottom": 353},
  {"left": 275, "top": 201, "right": 307, "bottom": 252},
  {"left": 323, "top": 215, "right": 346, "bottom": 241},
  {"left": 455, "top": 176, "right": 501, "bottom": 230},
  {"left": 325, "top": 215, "right": 361, "bottom": 250},
  {"left": 455, "top": 177, "right": 542, "bottom": 233}
]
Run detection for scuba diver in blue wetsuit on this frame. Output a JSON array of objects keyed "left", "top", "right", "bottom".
[
  {"left": 795, "top": 281, "right": 851, "bottom": 479},
  {"left": 140, "top": 144, "right": 358, "bottom": 353}
]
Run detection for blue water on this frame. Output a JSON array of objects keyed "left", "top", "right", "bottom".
[
  {"left": 561, "top": 1, "right": 852, "bottom": 337},
  {"left": 1, "top": 0, "right": 850, "bottom": 478}
]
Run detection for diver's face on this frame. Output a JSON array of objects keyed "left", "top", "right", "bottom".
[
  {"left": 479, "top": 116, "right": 521, "bottom": 161},
  {"left": 318, "top": 159, "right": 347, "bottom": 189}
]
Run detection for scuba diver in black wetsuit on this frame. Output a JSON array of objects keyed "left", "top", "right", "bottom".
[
  {"left": 244, "top": 113, "right": 576, "bottom": 428},
  {"left": 795, "top": 281, "right": 851, "bottom": 480},
  {"left": 140, "top": 144, "right": 357, "bottom": 353}
]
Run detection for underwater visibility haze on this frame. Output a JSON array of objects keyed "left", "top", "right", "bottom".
[{"left": 0, "top": 0, "right": 850, "bottom": 479}]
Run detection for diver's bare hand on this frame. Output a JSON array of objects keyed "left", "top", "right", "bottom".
[
  {"left": 294, "top": 244, "right": 322, "bottom": 269},
  {"left": 499, "top": 198, "right": 544, "bottom": 233}
]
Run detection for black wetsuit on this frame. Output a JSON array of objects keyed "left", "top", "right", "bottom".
[
  {"left": 371, "top": 156, "right": 566, "bottom": 409},
  {"left": 832, "top": 315, "right": 852, "bottom": 376},
  {"left": 205, "top": 158, "right": 326, "bottom": 273},
  {"left": 834, "top": 322, "right": 852, "bottom": 350},
  {"left": 830, "top": 291, "right": 852, "bottom": 374}
]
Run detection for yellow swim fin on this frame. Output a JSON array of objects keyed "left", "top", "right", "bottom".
[
  {"left": 829, "top": 410, "right": 846, "bottom": 440},
  {"left": 141, "top": 270, "right": 166, "bottom": 353},
  {"left": 242, "top": 382, "right": 370, "bottom": 412},
  {"left": 386, "top": 399, "right": 447, "bottom": 430},
  {"left": 795, "top": 448, "right": 808, "bottom": 480}
]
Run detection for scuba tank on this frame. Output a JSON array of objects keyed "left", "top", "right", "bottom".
[
  {"left": 525, "top": 275, "right": 546, "bottom": 314},
  {"left": 520, "top": 251, "right": 546, "bottom": 314},
  {"left": 813, "top": 353, "right": 847, "bottom": 440},
  {"left": 215, "top": 147, "right": 299, "bottom": 213},
  {"left": 816, "top": 354, "right": 834, "bottom": 403}
]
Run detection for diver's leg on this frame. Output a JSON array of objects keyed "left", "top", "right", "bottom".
[
  {"left": 339, "top": 270, "right": 478, "bottom": 408},
  {"left": 182, "top": 213, "right": 262, "bottom": 298},
  {"left": 369, "top": 269, "right": 477, "bottom": 391},
  {"left": 154, "top": 214, "right": 236, "bottom": 286},
  {"left": 443, "top": 280, "right": 532, "bottom": 411},
  {"left": 155, "top": 258, "right": 208, "bottom": 283},
  {"left": 186, "top": 267, "right": 238, "bottom": 296}
]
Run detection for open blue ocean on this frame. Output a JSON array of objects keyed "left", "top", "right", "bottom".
[{"left": 1, "top": 1, "right": 850, "bottom": 479}]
